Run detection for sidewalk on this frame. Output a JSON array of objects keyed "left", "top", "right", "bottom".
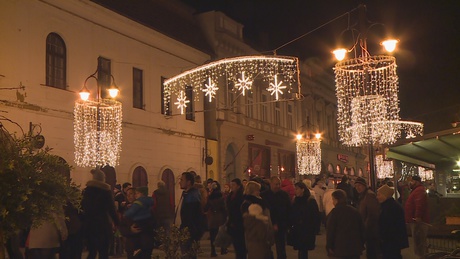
[{"left": 88, "top": 226, "right": 418, "bottom": 258}]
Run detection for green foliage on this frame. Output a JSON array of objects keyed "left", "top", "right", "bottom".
[
  {"left": 155, "top": 224, "right": 199, "bottom": 259},
  {"left": 0, "top": 128, "right": 81, "bottom": 238}
]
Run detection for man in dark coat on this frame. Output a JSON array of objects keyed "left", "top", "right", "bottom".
[
  {"left": 336, "top": 175, "right": 354, "bottom": 206},
  {"left": 261, "top": 176, "right": 291, "bottom": 259},
  {"left": 226, "top": 178, "right": 246, "bottom": 259},
  {"left": 81, "top": 168, "right": 119, "bottom": 259},
  {"left": 177, "top": 172, "right": 204, "bottom": 259},
  {"left": 354, "top": 177, "right": 381, "bottom": 259},
  {"left": 377, "top": 184, "right": 409, "bottom": 259},
  {"left": 152, "top": 180, "right": 174, "bottom": 234},
  {"left": 326, "top": 189, "right": 364, "bottom": 259}
]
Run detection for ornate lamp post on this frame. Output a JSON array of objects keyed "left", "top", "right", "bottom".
[
  {"left": 74, "top": 68, "right": 122, "bottom": 168},
  {"left": 333, "top": 5, "right": 423, "bottom": 190}
]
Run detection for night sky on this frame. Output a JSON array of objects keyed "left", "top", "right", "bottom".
[{"left": 181, "top": 0, "right": 460, "bottom": 134}]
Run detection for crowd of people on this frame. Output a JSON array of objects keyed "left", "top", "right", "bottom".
[{"left": 5, "top": 168, "right": 431, "bottom": 259}]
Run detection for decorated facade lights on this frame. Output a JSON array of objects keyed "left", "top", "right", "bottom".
[
  {"left": 74, "top": 67, "right": 122, "bottom": 168},
  {"left": 296, "top": 133, "right": 322, "bottom": 176},
  {"left": 418, "top": 167, "right": 434, "bottom": 181},
  {"left": 375, "top": 154, "right": 394, "bottom": 179},
  {"left": 332, "top": 5, "right": 423, "bottom": 190},
  {"left": 174, "top": 90, "right": 190, "bottom": 114},
  {"left": 163, "top": 55, "right": 300, "bottom": 114}
]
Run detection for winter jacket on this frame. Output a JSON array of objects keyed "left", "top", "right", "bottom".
[
  {"left": 81, "top": 180, "right": 119, "bottom": 238},
  {"left": 152, "top": 186, "right": 174, "bottom": 222},
  {"left": 226, "top": 186, "right": 244, "bottom": 237},
  {"left": 28, "top": 212, "right": 68, "bottom": 249},
  {"left": 124, "top": 196, "right": 154, "bottom": 222},
  {"left": 180, "top": 187, "right": 205, "bottom": 240},
  {"left": 205, "top": 191, "right": 227, "bottom": 229},
  {"left": 356, "top": 188, "right": 381, "bottom": 239},
  {"left": 405, "top": 184, "right": 430, "bottom": 223},
  {"left": 281, "top": 179, "right": 295, "bottom": 201},
  {"left": 260, "top": 189, "right": 291, "bottom": 230},
  {"left": 289, "top": 195, "right": 320, "bottom": 250},
  {"left": 326, "top": 203, "right": 365, "bottom": 257},
  {"left": 379, "top": 197, "right": 409, "bottom": 252}
]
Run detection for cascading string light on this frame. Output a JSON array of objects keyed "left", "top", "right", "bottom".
[
  {"left": 163, "top": 55, "right": 300, "bottom": 114},
  {"left": 296, "top": 138, "right": 321, "bottom": 175},
  {"left": 375, "top": 154, "right": 394, "bottom": 179}
]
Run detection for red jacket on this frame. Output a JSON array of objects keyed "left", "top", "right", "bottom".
[
  {"left": 404, "top": 184, "right": 429, "bottom": 223},
  {"left": 281, "top": 179, "right": 295, "bottom": 201}
]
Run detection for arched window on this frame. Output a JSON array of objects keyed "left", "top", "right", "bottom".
[
  {"left": 46, "top": 33, "right": 66, "bottom": 89},
  {"left": 132, "top": 166, "right": 148, "bottom": 188}
]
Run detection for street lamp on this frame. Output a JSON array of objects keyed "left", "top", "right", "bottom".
[
  {"left": 74, "top": 67, "right": 123, "bottom": 168},
  {"left": 332, "top": 5, "right": 423, "bottom": 190},
  {"left": 296, "top": 132, "right": 322, "bottom": 176}
]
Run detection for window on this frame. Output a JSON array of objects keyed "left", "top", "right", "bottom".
[
  {"left": 275, "top": 102, "right": 281, "bottom": 126},
  {"left": 46, "top": 33, "right": 66, "bottom": 89},
  {"left": 132, "top": 166, "right": 148, "bottom": 188},
  {"left": 161, "top": 77, "right": 171, "bottom": 116},
  {"left": 133, "top": 68, "right": 144, "bottom": 109},
  {"left": 185, "top": 86, "right": 194, "bottom": 121},
  {"left": 97, "top": 57, "right": 111, "bottom": 99},
  {"left": 287, "top": 104, "right": 294, "bottom": 130},
  {"left": 246, "top": 91, "right": 253, "bottom": 118},
  {"left": 261, "top": 94, "right": 268, "bottom": 122}
]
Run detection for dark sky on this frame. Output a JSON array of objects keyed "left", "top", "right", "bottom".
[{"left": 181, "top": 0, "right": 460, "bottom": 134}]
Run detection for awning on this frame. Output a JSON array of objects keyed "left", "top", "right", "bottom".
[{"left": 386, "top": 128, "right": 460, "bottom": 169}]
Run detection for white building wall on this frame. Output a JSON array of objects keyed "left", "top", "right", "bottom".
[{"left": 0, "top": 0, "right": 210, "bottom": 194}]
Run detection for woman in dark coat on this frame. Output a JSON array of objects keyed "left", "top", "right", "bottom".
[
  {"left": 289, "top": 181, "right": 320, "bottom": 259},
  {"left": 204, "top": 181, "right": 228, "bottom": 257}
]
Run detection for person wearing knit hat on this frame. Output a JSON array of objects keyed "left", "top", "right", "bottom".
[
  {"left": 377, "top": 184, "right": 409, "bottom": 259},
  {"left": 81, "top": 168, "right": 119, "bottom": 258},
  {"left": 354, "top": 176, "right": 381, "bottom": 259}
]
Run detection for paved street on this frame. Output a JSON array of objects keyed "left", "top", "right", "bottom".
[{"left": 87, "top": 226, "right": 419, "bottom": 259}]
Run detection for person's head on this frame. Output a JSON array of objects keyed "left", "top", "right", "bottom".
[
  {"left": 135, "top": 186, "right": 148, "bottom": 199},
  {"left": 207, "top": 178, "right": 214, "bottom": 189},
  {"left": 269, "top": 176, "right": 281, "bottom": 192},
  {"left": 224, "top": 183, "right": 230, "bottom": 193},
  {"left": 122, "top": 182, "right": 132, "bottom": 193},
  {"left": 126, "top": 187, "right": 136, "bottom": 203},
  {"left": 294, "top": 181, "right": 311, "bottom": 198},
  {"left": 195, "top": 175, "right": 202, "bottom": 184},
  {"left": 242, "top": 179, "right": 248, "bottom": 187},
  {"left": 410, "top": 175, "right": 422, "bottom": 189},
  {"left": 180, "top": 172, "right": 195, "bottom": 190},
  {"left": 302, "top": 179, "right": 313, "bottom": 189},
  {"left": 211, "top": 181, "right": 221, "bottom": 192},
  {"left": 230, "top": 178, "right": 242, "bottom": 192},
  {"left": 341, "top": 175, "right": 348, "bottom": 184},
  {"left": 332, "top": 189, "right": 347, "bottom": 207},
  {"left": 244, "top": 181, "right": 261, "bottom": 197},
  {"left": 377, "top": 184, "right": 394, "bottom": 203},
  {"left": 91, "top": 168, "right": 106, "bottom": 182},
  {"left": 354, "top": 177, "right": 368, "bottom": 194},
  {"left": 157, "top": 180, "right": 166, "bottom": 189}
]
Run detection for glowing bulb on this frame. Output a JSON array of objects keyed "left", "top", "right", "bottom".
[
  {"left": 381, "top": 39, "right": 398, "bottom": 52},
  {"left": 108, "top": 88, "right": 119, "bottom": 98},
  {"left": 296, "top": 134, "right": 303, "bottom": 140},
  {"left": 79, "top": 91, "right": 90, "bottom": 101},
  {"left": 333, "top": 48, "right": 347, "bottom": 61},
  {"left": 315, "top": 133, "right": 322, "bottom": 140}
]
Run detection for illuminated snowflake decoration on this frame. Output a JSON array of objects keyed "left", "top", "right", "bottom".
[
  {"left": 174, "top": 91, "right": 190, "bottom": 114},
  {"left": 235, "top": 72, "right": 253, "bottom": 96},
  {"left": 267, "top": 75, "right": 286, "bottom": 100},
  {"left": 202, "top": 77, "right": 219, "bottom": 102}
]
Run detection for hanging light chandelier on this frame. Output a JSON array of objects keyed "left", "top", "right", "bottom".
[
  {"left": 74, "top": 68, "right": 122, "bottom": 168},
  {"left": 375, "top": 154, "right": 394, "bottom": 179},
  {"left": 296, "top": 134, "right": 321, "bottom": 175},
  {"left": 163, "top": 55, "right": 300, "bottom": 114}
]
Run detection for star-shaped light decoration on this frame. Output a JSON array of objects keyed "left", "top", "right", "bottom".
[
  {"left": 202, "top": 77, "right": 219, "bottom": 102},
  {"left": 267, "top": 75, "right": 286, "bottom": 100},
  {"left": 174, "top": 91, "right": 190, "bottom": 114},
  {"left": 235, "top": 72, "right": 253, "bottom": 96}
]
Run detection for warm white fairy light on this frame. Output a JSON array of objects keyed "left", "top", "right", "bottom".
[
  {"left": 163, "top": 55, "right": 300, "bottom": 114},
  {"left": 296, "top": 138, "right": 321, "bottom": 175},
  {"left": 202, "top": 77, "right": 218, "bottom": 102},
  {"left": 174, "top": 91, "right": 189, "bottom": 114},
  {"left": 334, "top": 55, "right": 423, "bottom": 146},
  {"left": 235, "top": 71, "right": 253, "bottom": 96},
  {"left": 375, "top": 154, "right": 394, "bottom": 179},
  {"left": 74, "top": 99, "right": 122, "bottom": 167},
  {"left": 418, "top": 167, "right": 434, "bottom": 181},
  {"left": 267, "top": 75, "right": 286, "bottom": 100}
]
